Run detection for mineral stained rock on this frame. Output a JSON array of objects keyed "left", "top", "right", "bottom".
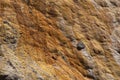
[{"left": 0, "top": 0, "right": 120, "bottom": 80}]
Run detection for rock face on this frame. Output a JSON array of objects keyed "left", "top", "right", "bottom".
[{"left": 0, "top": 0, "right": 120, "bottom": 80}]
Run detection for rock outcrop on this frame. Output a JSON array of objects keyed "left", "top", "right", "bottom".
[{"left": 0, "top": 0, "right": 120, "bottom": 80}]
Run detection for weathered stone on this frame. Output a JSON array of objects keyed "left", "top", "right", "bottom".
[{"left": 0, "top": 0, "right": 120, "bottom": 80}]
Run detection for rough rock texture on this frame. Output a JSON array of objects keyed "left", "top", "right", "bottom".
[{"left": 0, "top": 0, "right": 120, "bottom": 80}]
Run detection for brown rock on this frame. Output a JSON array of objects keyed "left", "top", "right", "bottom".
[{"left": 0, "top": 0, "right": 120, "bottom": 80}]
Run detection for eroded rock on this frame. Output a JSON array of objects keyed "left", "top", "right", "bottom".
[{"left": 0, "top": 0, "right": 120, "bottom": 80}]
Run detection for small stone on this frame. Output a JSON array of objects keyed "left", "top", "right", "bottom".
[{"left": 77, "top": 41, "right": 85, "bottom": 50}]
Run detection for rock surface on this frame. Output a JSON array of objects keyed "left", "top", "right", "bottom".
[{"left": 0, "top": 0, "right": 120, "bottom": 80}]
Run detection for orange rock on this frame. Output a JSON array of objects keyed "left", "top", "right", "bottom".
[{"left": 0, "top": 0, "right": 120, "bottom": 80}]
